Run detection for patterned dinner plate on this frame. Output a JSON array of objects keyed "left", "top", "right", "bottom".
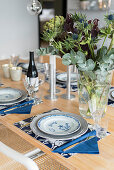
[
  {"left": 37, "top": 115, "right": 80, "bottom": 136},
  {"left": 56, "top": 72, "right": 78, "bottom": 83},
  {"left": 30, "top": 111, "right": 88, "bottom": 140},
  {"left": 0, "top": 88, "right": 27, "bottom": 105},
  {"left": 0, "top": 87, "right": 22, "bottom": 103}
]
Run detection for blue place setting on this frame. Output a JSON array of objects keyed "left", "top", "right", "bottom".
[
  {"left": 13, "top": 108, "right": 107, "bottom": 158},
  {"left": 56, "top": 72, "right": 78, "bottom": 92},
  {"left": 0, "top": 87, "right": 34, "bottom": 116}
]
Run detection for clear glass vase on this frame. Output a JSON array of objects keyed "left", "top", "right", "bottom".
[{"left": 78, "top": 70, "right": 112, "bottom": 119}]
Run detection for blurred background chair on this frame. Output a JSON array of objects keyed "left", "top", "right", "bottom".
[
  {"left": 0, "top": 123, "right": 69, "bottom": 170},
  {"left": 0, "top": 141, "right": 39, "bottom": 170}
]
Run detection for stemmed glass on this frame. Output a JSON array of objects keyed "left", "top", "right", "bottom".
[
  {"left": 23, "top": 75, "right": 44, "bottom": 105},
  {"left": 43, "top": 63, "right": 50, "bottom": 82},
  {"left": 10, "top": 55, "right": 19, "bottom": 66},
  {"left": 88, "top": 98, "right": 107, "bottom": 138}
]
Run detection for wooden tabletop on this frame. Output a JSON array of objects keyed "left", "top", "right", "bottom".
[{"left": 0, "top": 59, "right": 114, "bottom": 170}]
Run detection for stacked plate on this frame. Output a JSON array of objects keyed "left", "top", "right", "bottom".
[
  {"left": 0, "top": 87, "right": 27, "bottom": 106},
  {"left": 30, "top": 111, "right": 88, "bottom": 140},
  {"left": 56, "top": 72, "right": 78, "bottom": 85},
  {"left": 109, "top": 88, "right": 114, "bottom": 102}
]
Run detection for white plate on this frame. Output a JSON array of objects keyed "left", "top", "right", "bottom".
[
  {"left": 30, "top": 111, "right": 88, "bottom": 140},
  {"left": 111, "top": 90, "right": 114, "bottom": 99},
  {"left": 21, "top": 63, "right": 44, "bottom": 71},
  {"left": 56, "top": 73, "right": 77, "bottom": 82},
  {"left": 37, "top": 115, "right": 80, "bottom": 136},
  {"left": 0, "top": 88, "right": 22, "bottom": 102},
  {"left": 109, "top": 88, "right": 114, "bottom": 102},
  {"left": 0, "top": 89, "right": 27, "bottom": 105}
]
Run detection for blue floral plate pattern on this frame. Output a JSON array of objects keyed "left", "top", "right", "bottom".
[
  {"left": 14, "top": 108, "right": 110, "bottom": 158},
  {"left": 37, "top": 114, "right": 80, "bottom": 135}
]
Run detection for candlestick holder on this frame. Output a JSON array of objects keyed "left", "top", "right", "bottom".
[
  {"left": 61, "top": 65, "right": 75, "bottom": 100},
  {"left": 44, "top": 55, "right": 58, "bottom": 100}
]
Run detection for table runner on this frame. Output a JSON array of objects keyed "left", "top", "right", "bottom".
[{"left": 14, "top": 108, "right": 109, "bottom": 158}]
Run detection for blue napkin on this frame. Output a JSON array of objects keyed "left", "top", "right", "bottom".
[
  {"left": 53, "top": 130, "right": 99, "bottom": 154},
  {"left": 0, "top": 100, "right": 34, "bottom": 115}
]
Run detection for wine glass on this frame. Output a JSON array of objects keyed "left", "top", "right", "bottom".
[
  {"left": 23, "top": 77, "right": 40, "bottom": 105},
  {"left": 10, "top": 54, "right": 19, "bottom": 66},
  {"left": 43, "top": 63, "right": 50, "bottom": 82},
  {"left": 23, "top": 74, "right": 45, "bottom": 105},
  {"left": 88, "top": 99, "right": 107, "bottom": 138}
]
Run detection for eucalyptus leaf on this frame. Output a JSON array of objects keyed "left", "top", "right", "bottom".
[
  {"left": 110, "top": 54, "right": 114, "bottom": 60},
  {"left": 77, "top": 51, "right": 86, "bottom": 59},
  {"left": 41, "top": 48, "right": 47, "bottom": 55},
  {"left": 70, "top": 50, "right": 76, "bottom": 57},
  {"left": 102, "top": 55, "right": 111, "bottom": 63},
  {"left": 97, "top": 46, "right": 107, "bottom": 59},
  {"left": 107, "top": 49, "right": 114, "bottom": 61},
  {"left": 46, "top": 46, "right": 54, "bottom": 54},
  {"left": 85, "top": 71, "right": 96, "bottom": 80},
  {"left": 70, "top": 55, "right": 77, "bottom": 65},
  {"left": 62, "top": 53, "right": 71, "bottom": 65},
  {"left": 86, "top": 59, "right": 95, "bottom": 71},
  {"left": 36, "top": 49, "right": 42, "bottom": 56},
  {"left": 78, "top": 63, "right": 87, "bottom": 71},
  {"left": 100, "top": 63, "right": 109, "bottom": 69}
]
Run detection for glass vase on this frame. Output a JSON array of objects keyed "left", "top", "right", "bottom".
[{"left": 78, "top": 70, "right": 112, "bottom": 119}]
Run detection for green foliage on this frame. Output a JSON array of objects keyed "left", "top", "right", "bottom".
[
  {"left": 36, "top": 12, "right": 114, "bottom": 77},
  {"left": 36, "top": 46, "right": 59, "bottom": 56},
  {"left": 42, "top": 16, "right": 65, "bottom": 41}
]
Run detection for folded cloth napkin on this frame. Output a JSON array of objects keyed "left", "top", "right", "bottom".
[
  {"left": 0, "top": 100, "right": 34, "bottom": 115},
  {"left": 53, "top": 130, "right": 99, "bottom": 154}
]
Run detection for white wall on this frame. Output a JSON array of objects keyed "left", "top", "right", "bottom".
[{"left": 0, "top": 0, "right": 39, "bottom": 60}]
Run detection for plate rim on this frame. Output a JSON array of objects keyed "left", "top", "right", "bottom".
[
  {"left": 109, "top": 88, "right": 114, "bottom": 102},
  {"left": 0, "top": 87, "right": 22, "bottom": 102},
  {"left": 30, "top": 111, "right": 88, "bottom": 140},
  {"left": 111, "top": 90, "right": 114, "bottom": 99},
  {"left": 37, "top": 114, "right": 81, "bottom": 136},
  {"left": 0, "top": 88, "right": 27, "bottom": 105},
  {"left": 56, "top": 72, "right": 77, "bottom": 83}
]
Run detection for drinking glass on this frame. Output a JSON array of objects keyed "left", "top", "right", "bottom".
[
  {"left": 89, "top": 99, "right": 108, "bottom": 138},
  {"left": 10, "top": 55, "right": 19, "bottom": 66},
  {"left": 43, "top": 63, "right": 49, "bottom": 81},
  {"left": 23, "top": 74, "right": 44, "bottom": 105},
  {"left": 96, "top": 117, "right": 108, "bottom": 139},
  {"left": 23, "top": 78, "right": 38, "bottom": 105}
]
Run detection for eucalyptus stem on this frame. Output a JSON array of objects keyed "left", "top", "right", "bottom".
[
  {"left": 101, "top": 36, "right": 107, "bottom": 50},
  {"left": 107, "top": 33, "right": 114, "bottom": 53},
  {"left": 88, "top": 43, "right": 94, "bottom": 59}
]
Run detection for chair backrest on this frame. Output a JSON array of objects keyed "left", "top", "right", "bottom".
[{"left": 0, "top": 141, "right": 39, "bottom": 170}]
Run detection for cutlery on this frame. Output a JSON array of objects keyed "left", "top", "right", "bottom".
[{"left": 52, "top": 130, "right": 96, "bottom": 153}]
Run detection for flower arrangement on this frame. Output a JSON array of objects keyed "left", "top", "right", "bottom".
[
  {"left": 37, "top": 13, "right": 114, "bottom": 118},
  {"left": 37, "top": 13, "right": 114, "bottom": 77}
]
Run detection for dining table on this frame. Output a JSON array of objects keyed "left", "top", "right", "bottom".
[{"left": 0, "top": 58, "right": 114, "bottom": 170}]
